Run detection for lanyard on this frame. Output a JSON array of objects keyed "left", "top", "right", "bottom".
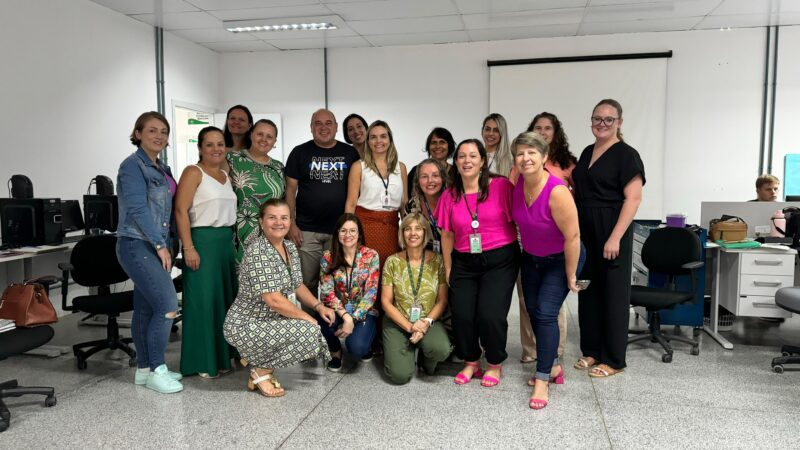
[
  {"left": 268, "top": 240, "right": 292, "bottom": 279},
  {"left": 378, "top": 167, "right": 390, "bottom": 197},
  {"left": 405, "top": 249, "right": 426, "bottom": 304},
  {"left": 342, "top": 248, "right": 359, "bottom": 302},
  {"left": 422, "top": 198, "right": 438, "bottom": 229},
  {"left": 463, "top": 191, "right": 480, "bottom": 231}
]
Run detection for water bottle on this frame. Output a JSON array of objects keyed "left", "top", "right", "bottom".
[{"left": 770, "top": 210, "right": 786, "bottom": 237}]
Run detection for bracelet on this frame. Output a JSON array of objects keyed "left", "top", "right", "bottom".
[
  {"left": 183, "top": 246, "right": 195, "bottom": 250},
  {"left": 313, "top": 303, "right": 323, "bottom": 311}
]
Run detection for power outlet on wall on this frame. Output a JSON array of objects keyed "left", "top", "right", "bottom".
[{"left": 754, "top": 225, "right": 771, "bottom": 236}]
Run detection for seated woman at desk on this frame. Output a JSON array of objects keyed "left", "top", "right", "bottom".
[
  {"left": 752, "top": 174, "right": 780, "bottom": 202},
  {"left": 381, "top": 212, "right": 451, "bottom": 384},
  {"left": 223, "top": 198, "right": 335, "bottom": 398}
]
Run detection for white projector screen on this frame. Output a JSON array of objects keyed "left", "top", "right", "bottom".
[{"left": 489, "top": 57, "right": 667, "bottom": 220}]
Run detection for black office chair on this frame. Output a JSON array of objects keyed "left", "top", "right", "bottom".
[
  {"left": 771, "top": 287, "right": 800, "bottom": 373},
  {"left": 59, "top": 235, "right": 136, "bottom": 369},
  {"left": 0, "top": 326, "right": 57, "bottom": 432},
  {"left": 628, "top": 227, "right": 703, "bottom": 363}
]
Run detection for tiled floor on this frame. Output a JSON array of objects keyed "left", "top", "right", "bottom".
[{"left": 2, "top": 293, "right": 799, "bottom": 448}]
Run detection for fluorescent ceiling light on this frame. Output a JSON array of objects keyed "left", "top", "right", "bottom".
[{"left": 224, "top": 16, "right": 342, "bottom": 33}]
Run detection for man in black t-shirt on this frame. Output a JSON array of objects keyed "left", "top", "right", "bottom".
[{"left": 285, "top": 109, "right": 360, "bottom": 297}]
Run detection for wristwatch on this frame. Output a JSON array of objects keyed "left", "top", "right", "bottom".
[{"left": 423, "top": 317, "right": 434, "bottom": 327}]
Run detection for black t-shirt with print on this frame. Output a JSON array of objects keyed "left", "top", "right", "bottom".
[{"left": 285, "top": 140, "right": 360, "bottom": 234}]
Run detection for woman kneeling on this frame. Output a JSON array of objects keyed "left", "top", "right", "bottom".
[
  {"left": 223, "top": 199, "right": 335, "bottom": 397},
  {"left": 381, "top": 212, "right": 452, "bottom": 384}
]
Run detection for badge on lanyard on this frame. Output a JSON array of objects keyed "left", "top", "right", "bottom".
[
  {"left": 382, "top": 191, "right": 392, "bottom": 210},
  {"left": 409, "top": 305, "right": 421, "bottom": 322},
  {"left": 469, "top": 233, "right": 482, "bottom": 254},
  {"left": 287, "top": 292, "right": 297, "bottom": 305},
  {"left": 432, "top": 240, "right": 441, "bottom": 254},
  {"left": 380, "top": 170, "right": 393, "bottom": 210}
]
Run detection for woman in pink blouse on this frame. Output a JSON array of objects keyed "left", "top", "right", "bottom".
[
  {"left": 436, "top": 139, "right": 520, "bottom": 388},
  {"left": 527, "top": 112, "right": 577, "bottom": 191},
  {"left": 317, "top": 213, "right": 380, "bottom": 372}
]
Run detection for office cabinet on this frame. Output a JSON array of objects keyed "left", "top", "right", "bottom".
[{"left": 717, "top": 248, "right": 795, "bottom": 319}]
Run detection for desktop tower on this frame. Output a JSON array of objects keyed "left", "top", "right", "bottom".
[{"left": 0, "top": 198, "right": 63, "bottom": 247}]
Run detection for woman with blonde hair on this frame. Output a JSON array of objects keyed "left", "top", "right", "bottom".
[{"left": 481, "top": 113, "right": 514, "bottom": 177}]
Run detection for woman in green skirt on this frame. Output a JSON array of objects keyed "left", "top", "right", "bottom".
[
  {"left": 175, "top": 126, "right": 238, "bottom": 378},
  {"left": 228, "top": 119, "right": 285, "bottom": 263}
]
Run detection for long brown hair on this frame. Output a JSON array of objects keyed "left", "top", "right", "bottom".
[
  {"left": 325, "top": 213, "right": 366, "bottom": 274},
  {"left": 527, "top": 112, "right": 576, "bottom": 170}
]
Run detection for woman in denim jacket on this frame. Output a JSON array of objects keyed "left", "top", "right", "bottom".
[{"left": 116, "top": 111, "right": 183, "bottom": 394}]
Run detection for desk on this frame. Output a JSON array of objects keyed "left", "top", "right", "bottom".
[{"left": 704, "top": 243, "right": 797, "bottom": 349}]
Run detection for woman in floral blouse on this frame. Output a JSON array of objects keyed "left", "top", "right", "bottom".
[
  {"left": 228, "top": 119, "right": 285, "bottom": 263},
  {"left": 318, "top": 213, "right": 380, "bottom": 372}
]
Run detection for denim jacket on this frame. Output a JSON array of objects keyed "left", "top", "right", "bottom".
[{"left": 116, "top": 148, "right": 174, "bottom": 250}]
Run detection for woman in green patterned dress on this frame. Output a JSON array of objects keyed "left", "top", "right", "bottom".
[{"left": 229, "top": 119, "right": 286, "bottom": 263}]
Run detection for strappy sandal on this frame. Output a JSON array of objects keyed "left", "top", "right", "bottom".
[
  {"left": 573, "top": 356, "right": 596, "bottom": 370},
  {"left": 481, "top": 363, "right": 502, "bottom": 388},
  {"left": 589, "top": 364, "right": 624, "bottom": 378},
  {"left": 453, "top": 361, "right": 483, "bottom": 385},
  {"left": 247, "top": 370, "right": 285, "bottom": 397}
]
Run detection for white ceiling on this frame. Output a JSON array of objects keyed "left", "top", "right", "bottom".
[{"left": 89, "top": 0, "right": 800, "bottom": 52}]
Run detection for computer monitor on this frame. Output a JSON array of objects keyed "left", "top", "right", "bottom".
[
  {"left": 0, "top": 198, "right": 37, "bottom": 247},
  {"left": 61, "top": 199, "right": 85, "bottom": 233},
  {"left": 83, "top": 195, "right": 118, "bottom": 233},
  {"left": 786, "top": 195, "right": 800, "bottom": 202}
]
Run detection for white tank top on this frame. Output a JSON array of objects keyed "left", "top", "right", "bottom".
[
  {"left": 189, "top": 165, "right": 237, "bottom": 227},
  {"left": 356, "top": 160, "right": 403, "bottom": 210}
]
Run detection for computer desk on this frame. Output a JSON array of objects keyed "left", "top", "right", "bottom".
[{"left": 704, "top": 242, "right": 798, "bottom": 350}]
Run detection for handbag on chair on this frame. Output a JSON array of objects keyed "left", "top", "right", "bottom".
[{"left": 0, "top": 282, "right": 58, "bottom": 327}]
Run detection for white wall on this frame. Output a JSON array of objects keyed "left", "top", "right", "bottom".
[
  {"left": 223, "top": 27, "right": 770, "bottom": 224},
  {"left": 0, "top": 0, "right": 156, "bottom": 203},
  {"left": 218, "top": 50, "right": 325, "bottom": 164}
]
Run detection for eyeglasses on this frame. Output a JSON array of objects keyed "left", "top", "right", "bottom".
[
  {"left": 591, "top": 116, "right": 618, "bottom": 126},
  {"left": 338, "top": 228, "right": 358, "bottom": 236}
]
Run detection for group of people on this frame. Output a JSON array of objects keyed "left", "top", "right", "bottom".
[{"left": 114, "top": 99, "right": 645, "bottom": 410}]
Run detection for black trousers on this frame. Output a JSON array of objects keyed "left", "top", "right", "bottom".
[
  {"left": 449, "top": 242, "right": 520, "bottom": 365},
  {"left": 577, "top": 206, "right": 634, "bottom": 370}
]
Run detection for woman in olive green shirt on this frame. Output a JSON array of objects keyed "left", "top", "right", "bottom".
[{"left": 381, "top": 212, "right": 452, "bottom": 385}]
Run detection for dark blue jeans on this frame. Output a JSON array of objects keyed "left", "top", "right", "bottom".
[
  {"left": 318, "top": 313, "right": 377, "bottom": 359},
  {"left": 521, "top": 244, "right": 586, "bottom": 381},
  {"left": 117, "top": 237, "right": 179, "bottom": 370}
]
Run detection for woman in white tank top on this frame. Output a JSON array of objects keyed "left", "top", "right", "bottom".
[{"left": 174, "top": 126, "right": 238, "bottom": 379}]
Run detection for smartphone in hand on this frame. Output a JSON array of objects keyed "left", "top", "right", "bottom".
[{"left": 576, "top": 279, "right": 591, "bottom": 290}]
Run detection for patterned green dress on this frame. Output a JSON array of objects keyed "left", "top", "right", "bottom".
[{"left": 228, "top": 150, "right": 285, "bottom": 263}]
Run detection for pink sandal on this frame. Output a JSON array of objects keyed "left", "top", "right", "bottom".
[
  {"left": 528, "top": 365, "right": 565, "bottom": 386},
  {"left": 453, "top": 361, "right": 483, "bottom": 385},
  {"left": 481, "top": 363, "right": 502, "bottom": 387}
]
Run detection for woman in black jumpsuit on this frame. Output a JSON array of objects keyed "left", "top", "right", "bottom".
[{"left": 571, "top": 99, "right": 645, "bottom": 377}]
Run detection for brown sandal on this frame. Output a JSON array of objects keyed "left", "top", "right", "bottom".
[
  {"left": 589, "top": 364, "right": 624, "bottom": 378},
  {"left": 247, "top": 370, "right": 285, "bottom": 397},
  {"left": 573, "top": 356, "right": 596, "bottom": 370}
]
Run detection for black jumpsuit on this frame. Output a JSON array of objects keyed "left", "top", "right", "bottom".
[{"left": 572, "top": 141, "right": 645, "bottom": 370}]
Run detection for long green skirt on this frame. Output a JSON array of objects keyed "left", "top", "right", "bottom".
[{"left": 180, "top": 226, "right": 237, "bottom": 376}]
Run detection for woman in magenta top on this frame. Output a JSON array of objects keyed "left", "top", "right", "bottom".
[
  {"left": 511, "top": 132, "right": 584, "bottom": 410},
  {"left": 436, "top": 138, "right": 519, "bottom": 388}
]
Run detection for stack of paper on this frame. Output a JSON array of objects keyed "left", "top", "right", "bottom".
[{"left": 0, "top": 318, "right": 15, "bottom": 333}]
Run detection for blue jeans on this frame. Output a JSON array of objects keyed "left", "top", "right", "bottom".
[
  {"left": 117, "top": 237, "right": 179, "bottom": 370},
  {"left": 521, "top": 244, "right": 586, "bottom": 381},
  {"left": 318, "top": 313, "right": 377, "bottom": 359}
]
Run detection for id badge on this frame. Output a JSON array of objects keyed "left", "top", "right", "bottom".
[
  {"left": 345, "top": 303, "right": 354, "bottom": 315},
  {"left": 287, "top": 292, "right": 297, "bottom": 305},
  {"left": 432, "top": 240, "right": 441, "bottom": 254},
  {"left": 382, "top": 193, "right": 392, "bottom": 210},
  {"left": 409, "top": 306, "right": 421, "bottom": 322},
  {"left": 469, "top": 233, "right": 482, "bottom": 254}
]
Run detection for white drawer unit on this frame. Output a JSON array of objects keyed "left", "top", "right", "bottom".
[{"left": 718, "top": 248, "right": 797, "bottom": 318}]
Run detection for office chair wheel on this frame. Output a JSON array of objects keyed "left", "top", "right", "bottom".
[
  {"left": 773, "top": 364, "right": 785, "bottom": 374},
  {"left": 662, "top": 353, "right": 673, "bottom": 363},
  {"left": 76, "top": 358, "right": 88, "bottom": 370},
  {"left": 690, "top": 346, "right": 700, "bottom": 356},
  {"left": 692, "top": 328, "right": 701, "bottom": 338},
  {"left": 128, "top": 357, "right": 137, "bottom": 367},
  {"left": 44, "top": 396, "right": 57, "bottom": 407}
]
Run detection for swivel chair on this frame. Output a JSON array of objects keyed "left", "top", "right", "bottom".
[
  {"left": 0, "top": 326, "right": 57, "bottom": 432},
  {"left": 771, "top": 286, "right": 800, "bottom": 373},
  {"left": 59, "top": 234, "right": 136, "bottom": 369},
  {"left": 628, "top": 227, "right": 703, "bottom": 363}
]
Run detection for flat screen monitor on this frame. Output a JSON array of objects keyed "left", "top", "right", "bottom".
[
  {"left": 786, "top": 195, "right": 800, "bottom": 202},
  {"left": 0, "top": 198, "right": 38, "bottom": 247},
  {"left": 83, "top": 195, "right": 118, "bottom": 233},
  {"left": 61, "top": 199, "right": 85, "bottom": 233}
]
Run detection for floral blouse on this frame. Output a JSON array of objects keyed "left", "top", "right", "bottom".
[
  {"left": 228, "top": 150, "right": 285, "bottom": 263},
  {"left": 319, "top": 246, "right": 380, "bottom": 321}
]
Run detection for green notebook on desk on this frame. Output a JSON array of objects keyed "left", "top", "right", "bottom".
[{"left": 715, "top": 240, "right": 761, "bottom": 249}]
